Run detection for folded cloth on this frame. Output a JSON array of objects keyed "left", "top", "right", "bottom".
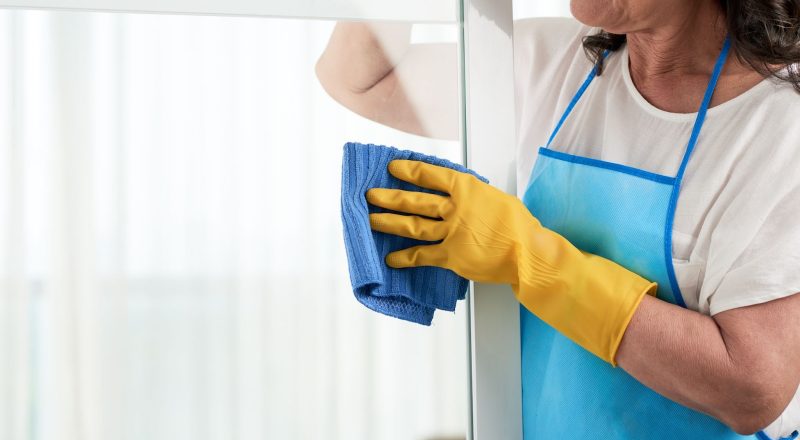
[{"left": 340, "top": 141, "right": 488, "bottom": 325}]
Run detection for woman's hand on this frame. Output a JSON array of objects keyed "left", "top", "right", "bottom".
[
  {"left": 367, "top": 159, "right": 536, "bottom": 286},
  {"left": 367, "top": 159, "right": 656, "bottom": 364}
]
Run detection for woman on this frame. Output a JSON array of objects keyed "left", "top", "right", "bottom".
[{"left": 316, "top": 1, "right": 800, "bottom": 438}]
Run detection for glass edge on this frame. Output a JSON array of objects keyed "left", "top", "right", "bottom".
[{"left": 457, "top": 0, "right": 475, "bottom": 439}]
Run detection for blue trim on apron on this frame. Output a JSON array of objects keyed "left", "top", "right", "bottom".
[
  {"left": 538, "top": 147, "right": 676, "bottom": 185},
  {"left": 519, "top": 37, "right": 775, "bottom": 439},
  {"left": 664, "top": 38, "right": 732, "bottom": 308},
  {"left": 758, "top": 430, "right": 798, "bottom": 440}
]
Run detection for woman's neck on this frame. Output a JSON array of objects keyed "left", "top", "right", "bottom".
[{"left": 625, "top": 3, "right": 764, "bottom": 113}]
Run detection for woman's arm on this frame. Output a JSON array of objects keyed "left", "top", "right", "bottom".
[
  {"left": 617, "top": 293, "right": 800, "bottom": 435},
  {"left": 315, "top": 22, "right": 459, "bottom": 140},
  {"left": 364, "top": 157, "right": 800, "bottom": 435}
]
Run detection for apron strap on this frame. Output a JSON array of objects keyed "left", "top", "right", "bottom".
[
  {"left": 664, "top": 36, "right": 731, "bottom": 309},
  {"left": 674, "top": 36, "right": 731, "bottom": 185},
  {"left": 545, "top": 51, "right": 610, "bottom": 148},
  {"left": 544, "top": 36, "right": 731, "bottom": 176}
]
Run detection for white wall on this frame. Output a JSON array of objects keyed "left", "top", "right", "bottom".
[{"left": 512, "top": 0, "right": 571, "bottom": 18}]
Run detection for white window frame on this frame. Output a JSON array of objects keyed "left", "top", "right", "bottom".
[
  {"left": 0, "top": 0, "right": 457, "bottom": 22},
  {"left": 0, "top": 0, "right": 522, "bottom": 438},
  {"left": 460, "top": 0, "right": 521, "bottom": 439}
]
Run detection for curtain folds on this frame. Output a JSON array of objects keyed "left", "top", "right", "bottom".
[{"left": 0, "top": 10, "right": 467, "bottom": 440}]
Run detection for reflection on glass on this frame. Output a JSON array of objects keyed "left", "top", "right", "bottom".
[
  {"left": 0, "top": 9, "right": 466, "bottom": 440},
  {"left": 316, "top": 22, "right": 461, "bottom": 141}
]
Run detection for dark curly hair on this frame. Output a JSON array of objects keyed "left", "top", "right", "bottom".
[{"left": 582, "top": 0, "right": 800, "bottom": 92}]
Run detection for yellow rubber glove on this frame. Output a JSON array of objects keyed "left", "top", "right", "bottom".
[{"left": 367, "top": 159, "right": 656, "bottom": 365}]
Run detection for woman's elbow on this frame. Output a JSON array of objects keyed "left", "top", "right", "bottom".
[
  {"left": 718, "top": 378, "right": 791, "bottom": 435},
  {"left": 314, "top": 57, "right": 339, "bottom": 95},
  {"left": 314, "top": 57, "right": 370, "bottom": 108},
  {"left": 725, "top": 412, "right": 773, "bottom": 436}
]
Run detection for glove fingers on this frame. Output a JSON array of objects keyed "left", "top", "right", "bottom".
[
  {"left": 388, "top": 159, "right": 460, "bottom": 193},
  {"left": 369, "top": 213, "right": 448, "bottom": 241},
  {"left": 386, "top": 244, "right": 446, "bottom": 269},
  {"left": 366, "top": 188, "right": 451, "bottom": 218}
]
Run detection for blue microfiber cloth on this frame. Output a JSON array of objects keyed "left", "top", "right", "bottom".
[{"left": 340, "top": 141, "right": 488, "bottom": 325}]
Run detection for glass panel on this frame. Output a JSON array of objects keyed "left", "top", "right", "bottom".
[
  {"left": 0, "top": 0, "right": 458, "bottom": 22},
  {"left": 0, "top": 9, "right": 466, "bottom": 440}
]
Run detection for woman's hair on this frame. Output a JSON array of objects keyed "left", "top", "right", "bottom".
[{"left": 582, "top": 0, "right": 800, "bottom": 92}]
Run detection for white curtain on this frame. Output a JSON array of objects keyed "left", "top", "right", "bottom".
[{"left": 0, "top": 10, "right": 467, "bottom": 440}]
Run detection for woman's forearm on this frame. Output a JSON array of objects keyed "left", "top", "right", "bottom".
[{"left": 616, "top": 294, "right": 800, "bottom": 434}]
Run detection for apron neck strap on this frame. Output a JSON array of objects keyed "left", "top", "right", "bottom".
[
  {"left": 545, "top": 50, "right": 609, "bottom": 148},
  {"left": 544, "top": 37, "right": 732, "bottom": 183},
  {"left": 674, "top": 35, "right": 731, "bottom": 184}
]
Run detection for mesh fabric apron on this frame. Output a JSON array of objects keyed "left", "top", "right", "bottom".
[{"left": 519, "top": 38, "right": 782, "bottom": 440}]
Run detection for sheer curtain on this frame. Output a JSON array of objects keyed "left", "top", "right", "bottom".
[{"left": 0, "top": 10, "right": 467, "bottom": 440}]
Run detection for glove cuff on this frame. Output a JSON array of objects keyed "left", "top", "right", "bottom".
[{"left": 513, "top": 240, "right": 656, "bottom": 365}]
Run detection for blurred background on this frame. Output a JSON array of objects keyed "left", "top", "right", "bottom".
[{"left": 0, "top": 1, "right": 568, "bottom": 439}]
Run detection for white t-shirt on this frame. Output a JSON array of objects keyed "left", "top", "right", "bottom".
[{"left": 513, "top": 17, "right": 800, "bottom": 438}]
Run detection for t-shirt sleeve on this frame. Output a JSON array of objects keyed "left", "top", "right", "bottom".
[{"left": 703, "top": 172, "right": 800, "bottom": 316}]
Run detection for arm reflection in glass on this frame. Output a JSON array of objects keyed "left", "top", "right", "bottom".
[{"left": 316, "top": 22, "right": 460, "bottom": 141}]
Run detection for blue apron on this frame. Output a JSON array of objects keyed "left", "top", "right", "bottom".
[{"left": 519, "top": 38, "right": 783, "bottom": 440}]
